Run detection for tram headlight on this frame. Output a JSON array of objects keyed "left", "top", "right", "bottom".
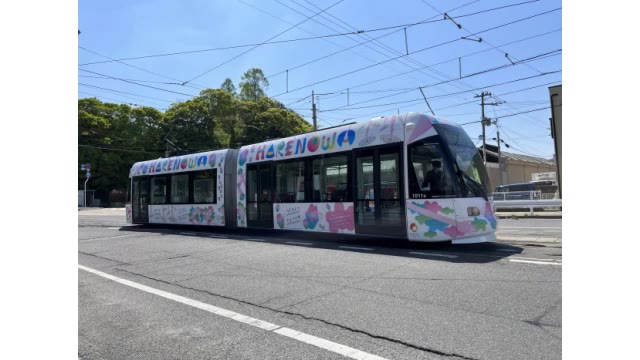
[{"left": 467, "top": 207, "right": 481, "bottom": 216}]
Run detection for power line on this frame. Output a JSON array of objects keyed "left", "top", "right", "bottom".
[
  {"left": 78, "top": 68, "right": 196, "bottom": 98},
  {"left": 295, "top": 0, "right": 543, "bottom": 107},
  {"left": 267, "top": 0, "right": 539, "bottom": 88},
  {"left": 78, "top": 83, "right": 175, "bottom": 103},
  {"left": 270, "top": 8, "right": 561, "bottom": 98},
  {"left": 321, "top": 28, "right": 561, "bottom": 95},
  {"left": 265, "top": 0, "right": 480, "bottom": 80},
  {"left": 78, "top": 74, "right": 199, "bottom": 86},
  {"left": 284, "top": 0, "right": 455, "bottom": 92},
  {"left": 325, "top": 57, "right": 560, "bottom": 113},
  {"left": 183, "top": 0, "right": 345, "bottom": 85},
  {"left": 497, "top": 125, "right": 550, "bottom": 158},
  {"left": 420, "top": 0, "right": 548, "bottom": 75},
  {"left": 79, "top": 91, "right": 150, "bottom": 108},
  {"left": 79, "top": 144, "right": 160, "bottom": 154},
  {"left": 319, "top": 56, "right": 561, "bottom": 113},
  {"left": 318, "top": 79, "right": 561, "bottom": 123},
  {"left": 498, "top": 106, "right": 551, "bottom": 119},
  {"left": 78, "top": 19, "right": 455, "bottom": 67},
  {"left": 78, "top": 46, "right": 203, "bottom": 90}
]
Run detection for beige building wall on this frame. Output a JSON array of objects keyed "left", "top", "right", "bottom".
[
  {"left": 502, "top": 160, "right": 557, "bottom": 185},
  {"left": 486, "top": 160, "right": 556, "bottom": 192}
]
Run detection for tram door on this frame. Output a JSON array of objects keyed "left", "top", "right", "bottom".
[
  {"left": 246, "top": 164, "right": 274, "bottom": 228},
  {"left": 354, "top": 146, "right": 406, "bottom": 237},
  {"left": 132, "top": 177, "right": 149, "bottom": 223}
]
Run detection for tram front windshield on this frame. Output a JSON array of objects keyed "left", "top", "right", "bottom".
[{"left": 434, "top": 124, "right": 491, "bottom": 198}]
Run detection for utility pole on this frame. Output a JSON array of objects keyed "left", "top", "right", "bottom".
[
  {"left": 474, "top": 92, "right": 501, "bottom": 163},
  {"left": 495, "top": 120, "right": 504, "bottom": 186},
  {"left": 312, "top": 90, "right": 317, "bottom": 131}
]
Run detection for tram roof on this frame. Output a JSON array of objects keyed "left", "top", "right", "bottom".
[{"left": 239, "top": 112, "right": 459, "bottom": 151}]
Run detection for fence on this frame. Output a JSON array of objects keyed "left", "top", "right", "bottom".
[{"left": 492, "top": 190, "right": 561, "bottom": 214}]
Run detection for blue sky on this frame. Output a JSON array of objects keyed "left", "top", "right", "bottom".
[{"left": 78, "top": 0, "right": 561, "bottom": 159}]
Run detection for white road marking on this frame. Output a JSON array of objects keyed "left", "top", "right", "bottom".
[
  {"left": 79, "top": 234, "right": 139, "bottom": 243},
  {"left": 79, "top": 265, "right": 386, "bottom": 360},
  {"left": 274, "top": 327, "right": 386, "bottom": 360},
  {"left": 107, "top": 227, "right": 121, "bottom": 230},
  {"left": 511, "top": 257, "right": 561, "bottom": 262},
  {"left": 509, "top": 259, "right": 562, "bottom": 266},
  {"left": 339, "top": 246, "right": 373, "bottom": 251},
  {"left": 498, "top": 226, "right": 561, "bottom": 230},
  {"left": 286, "top": 241, "right": 313, "bottom": 246},
  {"left": 409, "top": 252, "right": 458, "bottom": 259}
]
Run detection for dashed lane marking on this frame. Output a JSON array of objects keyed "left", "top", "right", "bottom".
[
  {"left": 510, "top": 256, "right": 561, "bottom": 262},
  {"left": 409, "top": 252, "right": 459, "bottom": 259},
  {"left": 509, "top": 259, "right": 562, "bottom": 266},
  {"left": 78, "top": 265, "right": 386, "bottom": 360},
  {"left": 286, "top": 241, "right": 314, "bottom": 246},
  {"left": 339, "top": 246, "right": 374, "bottom": 251},
  {"left": 79, "top": 234, "right": 140, "bottom": 243}
]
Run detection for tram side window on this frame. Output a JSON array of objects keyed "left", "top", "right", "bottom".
[
  {"left": 408, "top": 142, "right": 455, "bottom": 199},
  {"left": 150, "top": 176, "right": 168, "bottom": 204},
  {"left": 312, "top": 154, "right": 350, "bottom": 202},
  {"left": 193, "top": 170, "right": 217, "bottom": 204},
  {"left": 171, "top": 174, "right": 190, "bottom": 203},
  {"left": 275, "top": 160, "right": 305, "bottom": 203}
]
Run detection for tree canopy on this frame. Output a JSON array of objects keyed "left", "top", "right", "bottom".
[
  {"left": 78, "top": 68, "right": 312, "bottom": 204},
  {"left": 239, "top": 68, "right": 269, "bottom": 101}
]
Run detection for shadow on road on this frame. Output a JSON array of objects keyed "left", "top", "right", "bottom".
[{"left": 115, "top": 224, "right": 523, "bottom": 264}]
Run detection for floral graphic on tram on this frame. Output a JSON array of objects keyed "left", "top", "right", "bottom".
[
  {"left": 325, "top": 203, "right": 355, "bottom": 233},
  {"left": 407, "top": 200, "right": 458, "bottom": 240},
  {"left": 407, "top": 199, "right": 497, "bottom": 240},
  {"left": 303, "top": 204, "right": 320, "bottom": 230},
  {"left": 188, "top": 206, "right": 216, "bottom": 225}
]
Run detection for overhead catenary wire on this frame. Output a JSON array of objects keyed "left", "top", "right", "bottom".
[
  {"left": 77, "top": 0, "right": 489, "bottom": 70},
  {"left": 78, "top": 46, "right": 204, "bottom": 90},
  {"left": 314, "top": 77, "right": 561, "bottom": 125},
  {"left": 319, "top": 55, "right": 561, "bottom": 113},
  {"left": 316, "top": 28, "right": 561, "bottom": 96},
  {"left": 78, "top": 68, "right": 197, "bottom": 98},
  {"left": 79, "top": 91, "right": 152, "bottom": 109},
  {"left": 182, "top": 0, "right": 345, "bottom": 85},
  {"left": 281, "top": 0, "right": 458, "bottom": 91},
  {"left": 420, "top": 0, "right": 548, "bottom": 75},
  {"left": 497, "top": 125, "right": 551, "bottom": 157},
  {"left": 266, "top": 0, "right": 539, "bottom": 80},
  {"left": 323, "top": 52, "right": 560, "bottom": 112},
  {"left": 270, "top": 7, "right": 561, "bottom": 98},
  {"left": 295, "top": 0, "right": 545, "bottom": 105},
  {"left": 78, "top": 83, "right": 175, "bottom": 103}
]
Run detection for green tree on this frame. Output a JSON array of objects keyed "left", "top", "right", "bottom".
[
  {"left": 78, "top": 98, "right": 164, "bottom": 202},
  {"left": 236, "top": 97, "right": 312, "bottom": 145},
  {"left": 161, "top": 90, "right": 232, "bottom": 153},
  {"left": 239, "top": 68, "right": 269, "bottom": 101},
  {"left": 220, "top": 78, "right": 236, "bottom": 96}
]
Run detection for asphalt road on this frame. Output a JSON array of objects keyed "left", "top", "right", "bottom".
[{"left": 79, "top": 209, "right": 561, "bottom": 360}]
